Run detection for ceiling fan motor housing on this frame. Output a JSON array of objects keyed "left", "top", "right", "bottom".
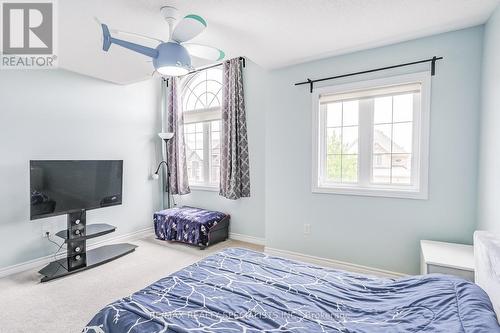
[{"left": 153, "top": 42, "right": 191, "bottom": 73}]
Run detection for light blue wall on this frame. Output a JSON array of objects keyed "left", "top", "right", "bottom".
[
  {"left": 0, "top": 69, "right": 162, "bottom": 269},
  {"left": 478, "top": 5, "right": 500, "bottom": 234},
  {"left": 264, "top": 27, "right": 484, "bottom": 275},
  {"left": 0, "top": 27, "right": 488, "bottom": 275},
  {"left": 176, "top": 60, "right": 267, "bottom": 239}
]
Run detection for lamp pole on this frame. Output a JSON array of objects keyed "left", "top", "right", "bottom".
[
  {"left": 165, "top": 146, "right": 170, "bottom": 209},
  {"left": 156, "top": 132, "right": 175, "bottom": 209}
]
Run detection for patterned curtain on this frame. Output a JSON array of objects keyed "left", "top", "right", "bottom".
[
  {"left": 166, "top": 77, "right": 190, "bottom": 195},
  {"left": 219, "top": 58, "right": 250, "bottom": 199}
]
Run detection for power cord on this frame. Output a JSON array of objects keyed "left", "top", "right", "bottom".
[
  {"left": 46, "top": 233, "right": 67, "bottom": 273},
  {"left": 47, "top": 233, "right": 64, "bottom": 261},
  {"left": 44, "top": 210, "right": 84, "bottom": 277}
]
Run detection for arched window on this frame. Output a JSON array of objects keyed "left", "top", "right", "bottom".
[
  {"left": 181, "top": 68, "right": 222, "bottom": 188},
  {"left": 182, "top": 68, "right": 222, "bottom": 111}
]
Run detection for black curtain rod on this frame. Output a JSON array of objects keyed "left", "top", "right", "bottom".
[
  {"left": 163, "top": 57, "right": 246, "bottom": 83},
  {"left": 295, "top": 56, "right": 443, "bottom": 93}
]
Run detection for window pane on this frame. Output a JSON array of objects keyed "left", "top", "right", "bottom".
[
  {"left": 373, "top": 124, "right": 392, "bottom": 154},
  {"left": 327, "top": 103, "right": 342, "bottom": 127},
  {"left": 342, "top": 126, "right": 358, "bottom": 154},
  {"left": 192, "top": 84, "right": 208, "bottom": 109},
  {"left": 210, "top": 120, "right": 221, "bottom": 184},
  {"left": 318, "top": 80, "right": 423, "bottom": 191},
  {"left": 342, "top": 155, "right": 358, "bottom": 182},
  {"left": 211, "top": 134, "right": 220, "bottom": 150},
  {"left": 392, "top": 154, "right": 412, "bottom": 184},
  {"left": 195, "top": 132, "right": 203, "bottom": 149},
  {"left": 327, "top": 128, "right": 342, "bottom": 154},
  {"left": 182, "top": 68, "right": 222, "bottom": 112},
  {"left": 185, "top": 93, "right": 196, "bottom": 111},
  {"left": 393, "top": 94, "right": 413, "bottom": 123},
  {"left": 185, "top": 133, "right": 195, "bottom": 150},
  {"left": 392, "top": 122, "right": 413, "bottom": 153},
  {"left": 342, "top": 101, "right": 359, "bottom": 126},
  {"left": 211, "top": 154, "right": 220, "bottom": 184},
  {"left": 187, "top": 150, "right": 204, "bottom": 183},
  {"left": 184, "top": 120, "right": 205, "bottom": 185},
  {"left": 211, "top": 120, "right": 220, "bottom": 132},
  {"left": 185, "top": 123, "right": 196, "bottom": 134},
  {"left": 210, "top": 120, "right": 220, "bottom": 144},
  {"left": 372, "top": 154, "right": 391, "bottom": 184},
  {"left": 211, "top": 151, "right": 220, "bottom": 166},
  {"left": 326, "top": 155, "right": 342, "bottom": 182},
  {"left": 211, "top": 166, "right": 220, "bottom": 184},
  {"left": 206, "top": 83, "right": 222, "bottom": 108},
  {"left": 374, "top": 96, "right": 392, "bottom": 124}
]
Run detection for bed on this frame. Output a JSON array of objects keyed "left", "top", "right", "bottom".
[{"left": 83, "top": 234, "right": 500, "bottom": 332}]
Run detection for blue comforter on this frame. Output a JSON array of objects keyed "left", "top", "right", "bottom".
[{"left": 83, "top": 248, "right": 500, "bottom": 332}]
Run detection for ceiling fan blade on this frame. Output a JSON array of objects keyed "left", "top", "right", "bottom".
[
  {"left": 94, "top": 17, "right": 162, "bottom": 45},
  {"left": 94, "top": 16, "right": 103, "bottom": 25},
  {"left": 99, "top": 23, "right": 158, "bottom": 59},
  {"left": 183, "top": 43, "right": 225, "bottom": 61},
  {"left": 171, "top": 14, "right": 207, "bottom": 43},
  {"left": 189, "top": 55, "right": 210, "bottom": 68},
  {"left": 110, "top": 29, "right": 164, "bottom": 44}
]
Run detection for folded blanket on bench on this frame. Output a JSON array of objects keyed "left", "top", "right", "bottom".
[{"left": 154, "top": 206, "right": 228, "bottom": 247}]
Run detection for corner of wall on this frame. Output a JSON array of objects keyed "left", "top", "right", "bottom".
[{"left": 477, "top": 4, "right": 500, "bottom": 233}]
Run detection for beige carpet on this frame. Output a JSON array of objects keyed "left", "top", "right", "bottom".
[{"left": 0, "top": 235, "right": 263, "bottom": 333}]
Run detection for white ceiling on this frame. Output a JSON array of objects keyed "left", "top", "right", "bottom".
[{"left": 58, "top": 0, "right": 499, "bottom": 84}]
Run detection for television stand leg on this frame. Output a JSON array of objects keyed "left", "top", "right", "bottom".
[
  {"left": 66, "top": 210, "right": 87, "bottom": 270},
  {"left": 38, "top": 210, "right": 137, "bottom": 282}
]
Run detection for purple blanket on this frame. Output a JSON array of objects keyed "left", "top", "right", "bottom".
[{"left": 154, "top": 206, "right": 227, "bottom": 247}]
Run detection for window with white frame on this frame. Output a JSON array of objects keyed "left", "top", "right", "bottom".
[
  {"left": 312, "top": 72, "right": 430, "bottom": 199},
  {"left": 182, "top": 68, "right": 222, "bottom": 188}
]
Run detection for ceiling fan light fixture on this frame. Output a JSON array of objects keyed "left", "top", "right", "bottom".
[{"left": 153, "top": 42, "right": 191, "bottom": 77}]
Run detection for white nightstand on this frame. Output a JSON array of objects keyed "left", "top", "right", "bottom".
[{"left": 420, "top": 240, "right": 474, "bottom": 282}]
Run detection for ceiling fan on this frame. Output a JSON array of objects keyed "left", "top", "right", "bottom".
[{"left": 98, "top": 6, "right": 225, "bottom": 76}]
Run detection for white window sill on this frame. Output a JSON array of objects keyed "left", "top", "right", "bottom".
[
  {"left": 189, "top": 185, "right": 219, "bottom": 192},
  {"left": 312, "top": 185, "right": 428, "bottom": 200}
]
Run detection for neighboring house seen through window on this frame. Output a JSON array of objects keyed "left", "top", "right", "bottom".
[
  {"left": 181, "top": 68, "right": 222, "bottom": 189},
  {"left": 312, "top": 72, "right": 431, "bottom": 199}
]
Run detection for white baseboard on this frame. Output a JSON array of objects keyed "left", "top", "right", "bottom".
[
  {"left": 229, "top": 232, "right": 265, "bottom": 246},
  {"left": 1, "top": 228, "right": 404, "bottom": 279},
  {"left": 264, "top": 246, "right": 406, "bottom": 278},
  {"left": 0, "top": 227, "right": 155, "bottom": 279}
]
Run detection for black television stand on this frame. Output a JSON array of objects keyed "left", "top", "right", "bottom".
[{"left": 38, "top": 210, "right": 137, "bottom": 282}]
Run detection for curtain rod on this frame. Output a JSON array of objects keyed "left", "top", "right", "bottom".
[
  {"left": 163, "top": 57, "right": 246, "bottom": 83},
  {"left": 187, "top": 56, "right": 246, "bottom": 75},
  {"left": 295, "top": 56, "right": 443, "bottom": 93}
]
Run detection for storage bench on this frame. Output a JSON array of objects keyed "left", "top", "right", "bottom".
[{"left": 153, "top": 206, "right": 230, "bottom": 249}]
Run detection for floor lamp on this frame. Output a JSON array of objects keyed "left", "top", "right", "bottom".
[{"left": 153, "top": 132, "right": 174, "bottom": 209}]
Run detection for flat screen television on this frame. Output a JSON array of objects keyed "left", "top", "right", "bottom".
[{"left": 30, "top": 160, "right": 123, "bottom": 220}]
